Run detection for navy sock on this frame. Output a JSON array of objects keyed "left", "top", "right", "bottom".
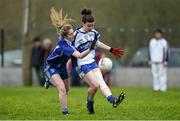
[
  {"left": 107, "top": 95, "right": 116, "bottom": 104},
  {"left": 62, "top": 108, "right": 69, "bottom": 115},
  {"left": 87, "top": 99, "right": 94, "bottom": 108}
]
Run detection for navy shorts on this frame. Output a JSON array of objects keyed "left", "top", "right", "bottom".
[
  {"left": 44, "top": 64, "right": 68, "bottom": 81},
  {"left": 80, "top": 61, "right": 98, "bottom": 75}
]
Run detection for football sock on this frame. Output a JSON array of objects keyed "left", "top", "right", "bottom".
[
  {"left": 87, "top": 99, "right": 94, "bottom": 108},
  {"left": 107, "top": 95, "right": 116, "bottom": 104},
  {"left": 62, "top": 108, "right": 69, "bottom": 115}
]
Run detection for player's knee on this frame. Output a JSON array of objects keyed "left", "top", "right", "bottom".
[
  {"left": 92, "top": 86, "right": 98, "bottom": 92},
  {"left": 57, "top": 85, "right": 66, "bottom": 95},
  {"left": 65, "top": 88, "right": 69, "bottom": 95},
  {"left": 66, "top": 88, "right": 69, "bottom": 93},
  {"left": 90, "top": 85, "right": 98, "bottom": 92}
]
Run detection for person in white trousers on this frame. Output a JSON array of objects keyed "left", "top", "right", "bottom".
[{"left": 149, "top": 29, "right": 168, "bottom": 92}]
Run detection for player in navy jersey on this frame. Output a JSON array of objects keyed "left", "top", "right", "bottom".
[
  {"left": 73, "top": 8, "right": 125, "bottom": 114},
  {"left": 44, "top": 8, "right": 96, "bottom": 116}
]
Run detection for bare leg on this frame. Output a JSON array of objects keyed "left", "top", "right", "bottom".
[
  {"left": 85, "top": 71, "right": 99, "bottom": 100},
  {"left": 92, "top": 68, "right": 112, "bottom": 97},
  {"left": 63, "top": 79, "right": 70, "bottom": 94},
  {"left": 50, "top": 74, "right": 68, "bottom": 113},
  {"left": 92, "top": 68, "right": 125, "bottom": 108}
]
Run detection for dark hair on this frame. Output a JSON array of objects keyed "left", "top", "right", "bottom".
[
  {"left": 81, "top": 8, "right": 94, "bottom": 23},
  {"left": 34, "top": 37, "right": 40, "bottom": 42},
  {"left": 154, "top": 29, "right": 162, "bottom": 33}
]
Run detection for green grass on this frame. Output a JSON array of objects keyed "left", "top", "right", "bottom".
[{"left": 0, "top": 87, "right": 180, "bottom": 120}]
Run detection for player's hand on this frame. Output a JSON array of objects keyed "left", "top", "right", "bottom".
[
  {"left": 110, "top": 48, "right": 124, "bottom": 58},
  {"left": 90, "top": 40, "right": 97, "bottom": 50}
]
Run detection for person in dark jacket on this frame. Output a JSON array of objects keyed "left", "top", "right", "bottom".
[{"left": 31, "top": 37, "right": 44, "bottom": 86}]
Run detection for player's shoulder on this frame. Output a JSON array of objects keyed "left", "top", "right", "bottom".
[
  {"left": 74, "top": 28, "right": 84, "bottom": 41},
  {"left": 161, "top": 38, "right": 167, "bottom": 42},
  {"left": 150, "top": 38, "right": 156, "bottom": 43},
  {"left": 91, "top": 29, "right": 98, "bottom": 33},
  {"left": 91, "top": 29, "right": 99, "bottom": 34},
  {"left": 57, "top": 37, "right": 70, "bottom": 47},
  {"left": 75, "top": 27, "right": 86, "bottom": 34},
  {"left": 91, "top": 29, "right": 100, "bottom": 39},
  {"left": 160, "top": 38, "right": 168, "bottom": 45},
  {"left": 57, "top": 36, "right": 65, "bottom": 44}
]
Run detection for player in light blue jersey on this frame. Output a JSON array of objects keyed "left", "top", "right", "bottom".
[
  {"left": 73, "top": 8, "right": 125, "bottom": 114},
  {"left": 44, "top": 8, "right": 96, "bottom": 116}
]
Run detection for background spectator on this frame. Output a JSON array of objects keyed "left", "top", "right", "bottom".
[
  {"left": 31, "top": 37, "right": 44, "bottom": 86},
  {"left": 43, "top": 38, "right": 53, "bottom": 61},
  {"left": 149, "top": 29, "right": 169, "bottom": 92}
]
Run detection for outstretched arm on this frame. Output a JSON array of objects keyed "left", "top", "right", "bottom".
[
  {"left": 72, "top": 49, "right": 91, "bottom": 59},
  {"left": 97, "top": 41, "right": 124, "bottom": 58}
]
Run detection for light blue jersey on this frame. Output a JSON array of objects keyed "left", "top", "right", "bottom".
[{"left": 74, "top": 27, "right": 100, "bottom": 66}]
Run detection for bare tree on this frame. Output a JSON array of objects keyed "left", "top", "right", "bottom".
[{"left": 22, "top": 0, "right": 32, "bottom": 85}]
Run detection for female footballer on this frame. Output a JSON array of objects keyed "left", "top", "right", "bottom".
[
  {"left": 73, "top": 8, "right": 125, "bottom": 114},
  {"left": 44, "top": 8, "right": 96, "bottom": 115}
]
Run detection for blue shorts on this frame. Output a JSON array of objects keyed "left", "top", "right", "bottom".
[
  {"left": 80, "top": 61, "right": 98, "bottom": 75},
  {"left": 44, "top": 64, "right": 68, "bottom": 81}
]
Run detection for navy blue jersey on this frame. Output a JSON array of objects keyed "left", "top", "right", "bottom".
[
  {"left": 46, "top": 37, "right": 75, "bottom": 67},
  {"left": 71, "top": 38, "right": 78, "bottom": 68}
]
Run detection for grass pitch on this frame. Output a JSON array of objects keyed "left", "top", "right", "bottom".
[{"left": 0, "top": 87, "right": 180, "bottom": 120}]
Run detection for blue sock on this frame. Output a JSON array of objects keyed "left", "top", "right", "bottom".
[
  {"left": 107, "top": 95, "right": 116, "bottom": 104},
  {"left": 62, "top": 108, "right": 69, "bottom": 115},
  {"left": 87, "top": 99, "right": 94, "bottom": 108}
]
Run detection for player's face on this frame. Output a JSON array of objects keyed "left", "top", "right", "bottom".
[
  {"left": 154, "top": 32, "right": 162, "bottom": 39},
  {"left": 83, "top": 22, "right": 94, "bottom": 32},
  {"left": 66, "top": 28, "right": 74, "bottom": 41},
  {"left": 35, "top": 41, "right": 41, "bottom": 48}
]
